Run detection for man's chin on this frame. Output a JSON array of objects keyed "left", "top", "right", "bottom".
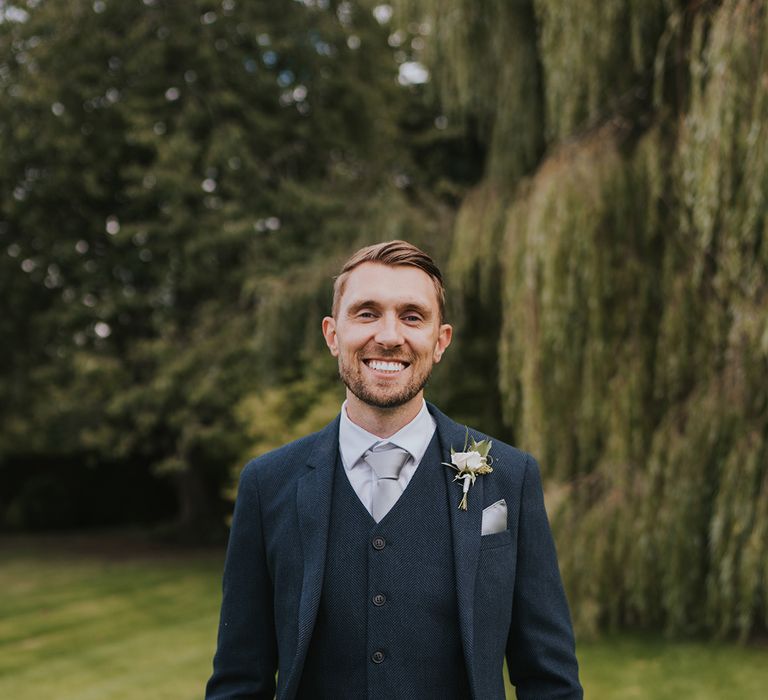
[
  {"left": 342, "top": 380, "right": 425, "bottom": 411},
  {"left": 359, "top": 394, "right": 415, "bottom": 410}
]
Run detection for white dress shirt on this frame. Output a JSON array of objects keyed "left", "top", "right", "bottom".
[{"left": 338, "top": 399, "right": 437, "bottom": 516}]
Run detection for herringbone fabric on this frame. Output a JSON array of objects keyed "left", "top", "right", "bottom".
[{"left": 297, "top": 438, "right": 470, "bottom": 699}]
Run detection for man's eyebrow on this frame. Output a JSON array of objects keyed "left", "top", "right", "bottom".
[
  {"left": 400, "top": 302, "right": 433, "bottom": 318},
  {"left": 346, "top": 299, "right": 381, "bottom": 315},
  {"left": 345, "top": 299, "right": 433, "bottom": 318}
]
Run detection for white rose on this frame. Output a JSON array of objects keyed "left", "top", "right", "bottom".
[
  {"left": 451, "top": 452, "right": 468, "bottom": 469},
  {"left": 466, "top": 451, "right": 484, "bottom": 468},
  {"left": 451, "top": 451, "right": 483, "bottom": 469}
]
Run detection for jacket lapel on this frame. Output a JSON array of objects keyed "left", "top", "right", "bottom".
[
  {"left": 430, "top": 403, "right": 483, "bottom": 695},
  {"left": 282, "top": 416, "right": 339, "bottom": 699}
]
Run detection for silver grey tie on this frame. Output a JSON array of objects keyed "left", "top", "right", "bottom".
[{"left": 365, "top": 446, "right": 410, "bottom": 522}]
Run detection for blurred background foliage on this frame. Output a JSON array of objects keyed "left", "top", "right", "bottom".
[{"left": 1, "top": 0, "right": 766, "bottom": 642}]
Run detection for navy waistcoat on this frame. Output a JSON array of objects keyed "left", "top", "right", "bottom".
[{"left": 297, "top": 434, "right": 470, "bottom": 699}]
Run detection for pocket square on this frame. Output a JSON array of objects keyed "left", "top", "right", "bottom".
[{"left": 481, "top": 499, "right": 507, "bottom": 536}]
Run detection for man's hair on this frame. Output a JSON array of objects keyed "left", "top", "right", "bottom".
[{"left": 332, "top": 240, "right": 446, "bottom": 321}]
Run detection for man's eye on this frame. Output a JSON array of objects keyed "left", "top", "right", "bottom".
[
  {"left": 358, "top": 311, "right": 376, "bottom": 319},
  {"left": 403, "top": 315, "right": 422, "bottom": 323}
]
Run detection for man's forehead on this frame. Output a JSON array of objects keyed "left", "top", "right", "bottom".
[{"left": 340, "top": 263, "right": 439, "bottom": 307}]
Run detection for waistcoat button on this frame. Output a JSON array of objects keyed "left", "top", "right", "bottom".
[
  {"left": 371, "top": 650, "right": 385, "bottom": 663},
  {"left": 372, "top": 536, "right": 386, "bottom": 550},
  {"left": 372, "top": 593, "right": 386, "bottom": 606}
]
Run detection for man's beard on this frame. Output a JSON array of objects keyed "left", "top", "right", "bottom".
[{"left": 338, "top": 355, "right": 432, "bottom": 409}]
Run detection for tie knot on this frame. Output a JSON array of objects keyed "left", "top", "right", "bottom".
[{"left": 364, "top": 446, "right": 410, "bottom": 480}]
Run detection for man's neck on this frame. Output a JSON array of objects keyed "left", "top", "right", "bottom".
[{"left": 344, "top": 393, "right": 424, "bottom": 438}]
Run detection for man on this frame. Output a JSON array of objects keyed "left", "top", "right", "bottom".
[{"left": 206, "top": 240, "right": 582, "bottom": 699}]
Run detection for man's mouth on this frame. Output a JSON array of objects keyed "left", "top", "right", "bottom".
[{"left": 363, "top": 359, "right": 409, "bottom": 373}]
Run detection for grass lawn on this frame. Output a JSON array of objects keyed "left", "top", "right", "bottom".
[
  {"left": 578, "top": 634, "right": 768, "bottom": 699},
  {"left": 0, "top": 533, "right": 223, "bottom": 700},
  {"left": 1, "top": 533, "right": 766, "bottom": 699}
]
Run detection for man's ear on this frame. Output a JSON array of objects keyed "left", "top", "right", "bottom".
[
  {"left": 322, "top": 316, "right": 339, "bottom": 357},
  {"left": 433, "top": 323, "right": 453, "bottom": 363}
]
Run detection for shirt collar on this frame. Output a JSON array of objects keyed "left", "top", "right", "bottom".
[{"left": 338, "top": 399, "right": 436, "bottom": 470}]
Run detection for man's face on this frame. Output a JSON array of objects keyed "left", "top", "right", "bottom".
[{"left": 322, "top": 262, "right": 452, "bottom": 412}]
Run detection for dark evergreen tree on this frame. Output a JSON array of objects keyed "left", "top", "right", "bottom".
[{"left": 0, "top": 0, "right": 466, "bottom": 532}]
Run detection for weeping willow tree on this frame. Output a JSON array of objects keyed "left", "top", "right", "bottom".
[{"left": 407, "top": 0, "right": 768, "bottom": 639}]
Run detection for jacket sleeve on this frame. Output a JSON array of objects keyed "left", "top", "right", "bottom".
[
  {"left": 506, "top": 455, "right": 583, "bottom": 699},
  {"left": 206, "top": 462, "right": 277, "bottom": 699}
]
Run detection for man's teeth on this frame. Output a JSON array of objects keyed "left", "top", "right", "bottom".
[{"left": 368, "top": 360, "right": 405, "bottom": 372}]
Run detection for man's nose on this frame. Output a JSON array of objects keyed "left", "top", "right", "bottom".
[{"left": 374, "top": 315, "right": 404, "bottom": 347}]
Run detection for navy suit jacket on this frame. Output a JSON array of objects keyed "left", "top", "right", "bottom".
[{"left": 206, "top": 403, "right": 582, "bottom": 699}]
